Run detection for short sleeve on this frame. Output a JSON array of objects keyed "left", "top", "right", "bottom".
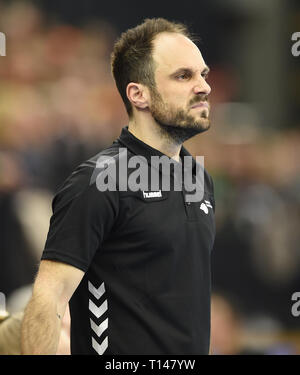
[{"left": 41, "top": 164, "right": 119, "bottom": 272}]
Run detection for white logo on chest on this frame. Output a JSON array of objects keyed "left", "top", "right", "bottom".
[
  {"left": 200, "top": 200, "right": 213, "bottom": 214},
  {"left": 143, "top": 190, "right": 162, "bottom": 199}
]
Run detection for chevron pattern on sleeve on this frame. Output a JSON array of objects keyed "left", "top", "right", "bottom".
[{"left": 88, "top": 281, "right": 108, "bottom": 355}]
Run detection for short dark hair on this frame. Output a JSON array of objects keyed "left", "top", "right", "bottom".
[{"left": 111, "top": 18, "right": 193, "bottom": 117}]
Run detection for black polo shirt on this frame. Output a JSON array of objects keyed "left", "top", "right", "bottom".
[{"left": 41, "top": 126, "right": 216, "bottom": 355}]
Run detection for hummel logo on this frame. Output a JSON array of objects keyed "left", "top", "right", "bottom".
[
  {"left": 200, "top": 200, "right": 213, "bottom": 214},
  {"left": 143, "top": 190, "right": 162, "bottom": 198},
  {"left": 88, "top": 281, "right": 108, "bottom": 355},
  {"left": 200, "top": 203, "right": 208, "bottom": 214}
]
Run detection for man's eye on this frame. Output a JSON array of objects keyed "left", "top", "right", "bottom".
[
  {"left": 201, "top": 73, "right": 208, "bottom": 80},
  {"left": 177, "top": 73, "right": 189, "bottom": 80}
]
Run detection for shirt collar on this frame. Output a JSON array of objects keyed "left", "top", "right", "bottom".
[{"left": 117, "top": 126, "right": 197, "bottom": 175}]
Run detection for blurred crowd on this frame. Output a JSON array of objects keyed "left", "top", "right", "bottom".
[{"left": 0, "top": 1, "right": 299, "bottom": 355}]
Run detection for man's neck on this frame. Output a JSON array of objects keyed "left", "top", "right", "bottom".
[{"left": 128, "top": 118, "right": 182, "bottom": 162}]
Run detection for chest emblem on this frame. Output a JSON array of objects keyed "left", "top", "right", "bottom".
[{"left": 200, "top": 200, "right": 213, "bottom": 214}]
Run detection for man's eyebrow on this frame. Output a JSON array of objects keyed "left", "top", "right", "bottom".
[{"left": 170, "top": 66, "right": 210, "bottom": 76}]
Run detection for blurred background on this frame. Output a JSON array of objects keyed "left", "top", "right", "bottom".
[{"left": 0, "top": 0, "right": 299, "bottom": 355}]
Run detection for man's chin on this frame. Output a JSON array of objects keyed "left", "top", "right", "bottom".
[
  {"left": 192, "top": 119, "right": 211, "bottom": 133},
  {"left": 159, "top": 120, "right": 211, "bottom": 144}
]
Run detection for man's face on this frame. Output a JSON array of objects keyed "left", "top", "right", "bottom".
[{"left": 148, "top": 32, "right": 211, "bottom": 142}]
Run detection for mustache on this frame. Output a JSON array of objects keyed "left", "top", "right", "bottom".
[{"left": 189, "top": 95, "right": 209, "bottom": 106}]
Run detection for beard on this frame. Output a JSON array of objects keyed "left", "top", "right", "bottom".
[{"left": 149, "top": 87, "right": 211, "bottom": 145}]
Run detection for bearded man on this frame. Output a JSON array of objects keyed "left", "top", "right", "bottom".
[{"left": 22, "top": 18, "right": 216, "bottom": 355}]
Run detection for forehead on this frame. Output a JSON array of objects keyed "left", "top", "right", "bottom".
[{"left": 152, "top": 32, "right": 206, "bottom": 74}]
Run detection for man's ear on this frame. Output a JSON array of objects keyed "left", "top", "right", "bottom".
[{"left": 126, "top": 83, "right": 149, "bottom": 111}]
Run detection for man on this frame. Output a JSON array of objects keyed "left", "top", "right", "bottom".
[{"left": 21, "top": 18, "right": 215, "bottom": 355}]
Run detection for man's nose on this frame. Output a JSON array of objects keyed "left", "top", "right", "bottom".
[{"left": 193, "top": 77, "right": 211, "bottom": 96}]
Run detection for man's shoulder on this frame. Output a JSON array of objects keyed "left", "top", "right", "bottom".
[{"left": 52, "top": 140, "right": 125, "bottom": 209}]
